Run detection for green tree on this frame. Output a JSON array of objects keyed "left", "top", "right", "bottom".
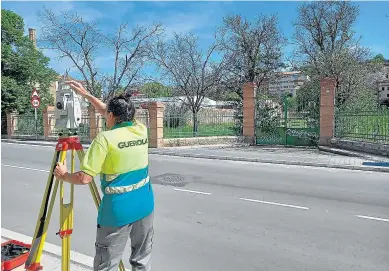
[
  {"left": 292, "top": 1, "right": 381, "bottom": 108},
  {"left": 140, "top": 82, "right": 171, "bottom": 98},
  {"left": 372, "top": 54, "right": 386, "bottom": 64},
  {"left": 216, "top": 14, "right": 286, "bottom": 100},
  {"left": 1, "top": 9, "right": 57, "bottom": 116}
]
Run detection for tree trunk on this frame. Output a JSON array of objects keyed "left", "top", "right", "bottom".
[{"left": 192, "top": 111, "right": 198, "bottom": 137}]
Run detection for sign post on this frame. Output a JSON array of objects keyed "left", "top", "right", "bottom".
[{"left": 31, "top": 89, "right": 40, "bottom": 140}]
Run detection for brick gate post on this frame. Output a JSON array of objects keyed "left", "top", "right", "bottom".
[
  {"left": 88, "top": 105, "right": 97, "bottom": 141},
  {"left": 319, "top": 78, "right": 336, "bottom": 146},
  {"left": 148, "top": 102, "right": 165, "bottom": 148},
  {"left": 43, "top": 106, "right": 54, "bottom": 139},
  {"left": 242, "top": 82, "right": 256, "bottom": 144},
  {"left": 6, "top": 110, "right": 18, "bottom": 139}
]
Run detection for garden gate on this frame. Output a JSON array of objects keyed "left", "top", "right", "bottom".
[{"left": 255, "top": 94, "right": 320, "bottom": 146}]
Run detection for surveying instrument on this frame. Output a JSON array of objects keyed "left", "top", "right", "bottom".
[{"left": 24, "top": 75, "right": 126, "bottom": 271}]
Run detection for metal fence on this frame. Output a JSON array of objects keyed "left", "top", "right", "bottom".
[
  {"left": 164, "top": 109, "right": 242, "bottom": 138},
  {"left": 12, "top": 114, "right": 44, "bottom": 138},
  {"left": 6, "top": 108, "right": 242, "bottom": 140},
  {"left": 335, "top": 108, "right": 389, "bottom": 143},
  {"left": 135, "top": 110, "right": 150, "bottom": 130},
  {"left": 47, "top": 114, "right": 90, "bottom": 140}
]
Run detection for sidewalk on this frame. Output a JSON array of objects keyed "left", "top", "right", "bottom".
[
  {"left": 1, "top": 229, "right": 93, "bottom": 271},
  {"left": 2, "top": 138, "right": 389, "bottom": 173},
  {"left": 150, "top": 145, "right": 389, "bottom": 172}
]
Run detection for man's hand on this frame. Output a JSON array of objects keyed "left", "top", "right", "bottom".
[
  {"left": 65, "top": 80, "right": 90, "bottom": 98},
  {"left": 65, "top": 80, "right": 107, "bottom": 116},
  {"left": 54, "top": 160, "right": 68, "bottom": 180}
]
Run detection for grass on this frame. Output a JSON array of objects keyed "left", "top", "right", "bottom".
[
  {"left": 163, "top": 123, "right": 239, "bottom": 138},
  {"left": 161, "top": 118, "right": 310, "bottom": 139}
]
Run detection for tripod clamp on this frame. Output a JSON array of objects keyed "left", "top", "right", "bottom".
[
  {"left": 55, "top": 135, "right": 83, "bottom": 152},
  {"left": 56, "top": 229, "right": 73, "bottom": 239}
]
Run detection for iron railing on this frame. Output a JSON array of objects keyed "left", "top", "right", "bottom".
[
  {"left": 12, "top": 115, "right": 44, "bottom": 138},
  {"left": 335, "top": 108, "right": 389, "bottom": 143},
  {"left": 135, "top": 110, "right": 150, "bottom": 130},
  {"left": 7, "top": 108, "right": 243, "bottom": 140},
  {"left": 47, "top": 115, "right": 90, "bottom": 140},
  {"left": 164, "top": 109, "right": 242, "bottom": 138}
]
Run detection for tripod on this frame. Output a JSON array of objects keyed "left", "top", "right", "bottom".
[{"left": 25, "top": 130, "right": 126, "bottom": 271}]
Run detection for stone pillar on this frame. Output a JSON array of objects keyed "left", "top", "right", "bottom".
[
  {"left": 242, "top": 82, "right": 256, "bottom": 144},
  {"left": 319, "top": 78, "right": 336, "bottom": 146},
  {"left": 88, "top": 105, "right": 97, "bottom": 140},
  {"left": 96, "top": 113, "right": 104, "bottom": 133},
  {"left": 43, "top": 106, "right": 54, "bottom": 139},
  {"left": 148, "top": 102, "right": 165, "bottom": 148},
  {"left": 6, "top": 111, "right": 18, "bottom": 138}
]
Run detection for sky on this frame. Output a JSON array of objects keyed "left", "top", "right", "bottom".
[{"left": 2, "top": 0, "right": 389, "bottom": 81}]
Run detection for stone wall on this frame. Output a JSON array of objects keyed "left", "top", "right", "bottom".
[
  {"left": 163, "top": 136, "right": 246, "bottom": 147},
  {"left": 330, "top": 138, "right": 389, "bottom": 157}
]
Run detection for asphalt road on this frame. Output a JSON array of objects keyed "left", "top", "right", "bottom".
[{"left": 1, "top": 142, "right": 389, "bottom": 271}]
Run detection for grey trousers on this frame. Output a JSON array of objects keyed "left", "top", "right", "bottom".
[{"left": 93, "top": 212, "right": 154, "bottom": 271}]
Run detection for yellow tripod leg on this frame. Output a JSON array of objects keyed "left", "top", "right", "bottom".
[
  {"left": 58, "top": 150, "right": 74, "bottom": 271},
  {"left": 76, "top": 149, "right": 126, "bottom": 271},
  {"left": 76, "top": 150, "right": 100, "bottom": 207},
  {"left": 26, "top": 150, "right": 61, "bottom": 271}
]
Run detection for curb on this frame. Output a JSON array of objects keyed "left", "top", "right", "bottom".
[
  {"left": 3, "top": 139, "right": 389, "bottom": 173},
  {"left": 1, "top": 228, "right": 95, "bottom": 270},
  {"left": 318, "top": 145, "right": 364, "bottom": 157},
  {"left": 318, "top": 145, "right": 389, "bottom": 162},
  {"left": 1, "top": 139, "right": 250, "bottom": 150},
  {"left": 148, "top": 151, "right": 389, "bottom": 173},
  {"left": 2, "top": 139, "right": 90, "bottom": 148}
]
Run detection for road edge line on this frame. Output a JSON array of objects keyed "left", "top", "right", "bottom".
[{"left": 355, "top": 215, "right": 389, "bottom": 223}]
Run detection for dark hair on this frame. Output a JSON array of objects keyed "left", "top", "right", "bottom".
[{"left": 107, "top": 92, "right": 136, "bottom": 124}]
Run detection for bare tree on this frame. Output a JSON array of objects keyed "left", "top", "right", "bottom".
[
  {"left": 103, "top": 21, "right": 163, "bottom": 100},
  {"left": 38, "top": 8, "right": 163, "bottom": 99},
  {"left": 216, "top": 14, "right": 287, "bottom": 99},
  {"left": 292, "top": 0, "right": 380, "bottom": 106},
  {"left": 148, "top": 32, "right": 228, "bottom": 135}
]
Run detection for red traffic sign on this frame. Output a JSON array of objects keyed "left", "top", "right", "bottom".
[
  {"left": 31, "top": 97, "right": 40, "bottom": 108},
  {"left": 31, "top": 88, "right": 39, "bottom": 98}
]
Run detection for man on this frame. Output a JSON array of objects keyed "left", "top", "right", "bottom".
[{"left": 54, "top": 81, "right": 154, "bottom": 271}]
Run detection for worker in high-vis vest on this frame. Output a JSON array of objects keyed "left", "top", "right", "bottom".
[{"left": 53, "top": 80, "right": 154, "bottom": 271}]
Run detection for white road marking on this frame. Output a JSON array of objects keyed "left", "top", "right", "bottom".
[
  {"left": 1, "top": 164, "right": 49, "bottom": 173},
  {"left": 2, "top": 142, "right": 53, "bottom": 148},
  {"left": 173, "top": 188, "right": 212, "bottom": 195},
  {"left": 356, "top": 215, "right": 389, "bottom": 223},
  {"left": 0, "top": 228, "right": 103, "bottom": 269},
  {"left": 238, "top": 197, "right": 309, "bottom": 210}
]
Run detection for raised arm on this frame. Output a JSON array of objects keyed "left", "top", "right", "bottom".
[{"left": 65, "top": 80, "right": 107, "bottom": 116}]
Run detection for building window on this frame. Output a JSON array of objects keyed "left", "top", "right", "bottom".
[
  {"left": 383, "top": 87, "right": 385, "bottom": 90},
  {"left": 387, "top": 94, "right": 389, "bottom": 98}
]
